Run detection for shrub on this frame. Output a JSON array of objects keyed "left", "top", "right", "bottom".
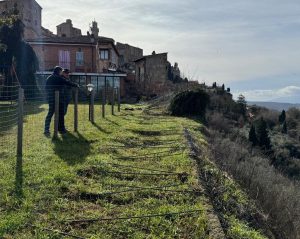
[
  {"left": 169, "top": 89, "right": 210, "bottom": 117},
  {"left": 207, "top": 112, "right": 231, "bottom": 133},
  {"left": 260, "top": 110, "right": 279, "bottom": 129}
]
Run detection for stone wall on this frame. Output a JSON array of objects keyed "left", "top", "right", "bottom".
[
  {"left": 135, "top": 53, "right": 169, "bottom": 96},
  {"left": 0, "top": 0, "right": 42, "bottom": 40},
  {"left": 57, "top": 19, "right": 82, "bottom": 38},
  {"left": 116, "top": 42, "right": 143, "bottom": 67},
  {"left": 96, "top": 42, "right": 119, "bottom": 72}
]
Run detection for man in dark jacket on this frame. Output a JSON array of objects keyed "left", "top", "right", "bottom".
[
  {"left": 44, "top": 66, "right": 78, "bottom": 136},
  {"left": 62, "top": 69, "right": 72, "bottom": 115}
]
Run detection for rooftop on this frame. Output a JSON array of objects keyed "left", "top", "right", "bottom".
[
  {"left": 134, "top": 52, "right": 168, "bottom": 62},
  {"left": 27, "top": 35, "right": 115, "bottom": 45}
]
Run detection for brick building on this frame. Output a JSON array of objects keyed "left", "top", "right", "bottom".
[
  {"left": 134, "top": 52, "right": 170, "bottom": 96},
  {"left": 28, "top": 34, "right": 119, "bottom": 74},
  {"left": 28, "top": 33, "right": 125, "bottom": 95}
]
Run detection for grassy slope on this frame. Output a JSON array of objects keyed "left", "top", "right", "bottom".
[
  {"left": 0, "top": 103, "right": 210, "bottom": 238},
  {"left": 0, "top": 101, "right": 270, "bottom": 239}
]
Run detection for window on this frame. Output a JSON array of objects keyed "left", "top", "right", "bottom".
[
  {"left": 100, "top": 49, "right": 109, "bottom": 60},
  {"left": 76, "top": 51, "right": 84, "bottom": 66},
  {"left": 59, "top": 50, "right": 70, "bottom": 70}
]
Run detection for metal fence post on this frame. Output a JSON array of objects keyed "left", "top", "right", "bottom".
[
  {"left": 54, "top": 90, "right": 59, "bottom": 138},
  {"left": 117, "top": 87, "right": 121, "bottom": 112},
  {"left": 74, "top": 88, "right": 78, "bottom": 132},
  {"left": 91, "top": 89, "right": 95, "bottom": 123},
  {"left": 111, "top": 88, "right": 115, "bottom": 116},
  {"left": 17, "top": 88, "right": 24, "bottom": 157},
  {"left": 102, "top": 88, "right": 105, "bottom": 118},
  {"left": 16, "top": 87, "right": 24, "bottom": 196}
]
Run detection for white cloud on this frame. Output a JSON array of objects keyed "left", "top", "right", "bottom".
[{"left": 236, "top": 86, "right": 300, "bottom": 102}]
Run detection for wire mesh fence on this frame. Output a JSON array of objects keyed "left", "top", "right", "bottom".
[
  {"left": 0, "top": 86, "right": 19, "bottom": 160},
  {"left": 0, "top": 84, "right": 121, "bottom": 160}
]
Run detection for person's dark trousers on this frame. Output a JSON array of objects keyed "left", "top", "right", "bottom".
[
  {"left": 44, "top": 98, "right": 55, "bottom": 133},
  {"left": 64, "top": 98, "right": 71, "bottom": 116},
  {"left": 64, "top": 89, "right": 72, "bottom": 116},
  {"left": 58, "top": 101, "right": 66, "bottom": 132}
]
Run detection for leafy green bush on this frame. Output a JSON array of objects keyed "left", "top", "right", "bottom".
[{"left": 169, "top": 90, "right": 210, "bottom": 117}]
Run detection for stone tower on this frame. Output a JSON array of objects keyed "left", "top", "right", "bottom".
[
  {"left": 0, "top": 0, "right": 42, "bottom": 39},
  {"left": 90, "top": 21, "right": 99, "bottom": 38},
  {"left": 57, "top": 19, "right": 82, "bottom": 37}
]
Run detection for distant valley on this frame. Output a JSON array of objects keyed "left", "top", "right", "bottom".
[{"left": 249, "top": 101, "right": 300, "bottom": 111}]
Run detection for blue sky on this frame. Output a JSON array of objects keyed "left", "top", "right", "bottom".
[{"left": 38, "top": 0, "right": 300, "bottom": 103}]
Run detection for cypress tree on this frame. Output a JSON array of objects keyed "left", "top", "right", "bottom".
[
  {"left": 249, "top": 124, "right": 258, "bottom": 146},
  {"left": 256, "top": 117, "right": 271, "bottom": 150},
  {"left": 282, "top": 121, "right": 288, "bottom": 134},
  {"left": 279, "top": 110, "right": 286, "bottom": 124},
  {"left": 236, "top": 94, "right": 247, "bottom": 116},
  {"left": 222, "top": 84, "right": 225, "bottom": 91}
]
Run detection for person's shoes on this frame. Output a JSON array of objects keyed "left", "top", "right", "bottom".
[{"left": 44, "top": 131, "right": 51, "bottom": 137}]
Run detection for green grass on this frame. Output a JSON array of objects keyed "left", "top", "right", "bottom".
[
  {"left": 228, "top": 218, "right": 268, "bottom": 239},
  {"left": 0, "top": 103, "right": 211, "bottom": 238}
]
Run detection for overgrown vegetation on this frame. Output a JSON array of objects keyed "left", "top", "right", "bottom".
[
  {"left": 168, "top": 83, "right": 300, "bottom": 239},
  {"left": 168, "top": 89, "right": 209, "bottom": 117},
  {"left": 207, "top": 88, "right": 300, "bottom": 238},
  {"left": 209, "top": 130, "right": 300, "bottom": 239},
  {"left": 185, "top": 129, "right": 271, "bottom": 239}
]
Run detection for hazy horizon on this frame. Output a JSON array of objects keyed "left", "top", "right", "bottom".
[{"left": 37, "top": 0, "right": 300, "bottom": 103}]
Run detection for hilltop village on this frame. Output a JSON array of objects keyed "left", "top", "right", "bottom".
[{"left": 0, "top": 0, "right": 200, "bottom": 98}]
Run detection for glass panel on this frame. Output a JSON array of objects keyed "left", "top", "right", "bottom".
[
  {"left": 114, "top": 77, "right": 120, "bottom": 88},
  {"left": 79, "top": 76, "right": 86, "bottom": 86},
  {"left": 98, "top": 77, "right": 105, "bottom": 89},
  {"left": 91, "top": 76, "right": 98, "bottom": 91},
  {"left": 106, "top": 77, "right": 113, "bottom": 88}
]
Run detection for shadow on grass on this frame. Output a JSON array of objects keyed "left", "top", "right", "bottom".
[
  {"left": 104, "top": 117, "right": 121, "bottom": 127},
  {"left": 92, "top": 123, "right": 112, "bottom": 134},
  {"left": 52, "top": 132, "right": 91, "bottom": 165}
]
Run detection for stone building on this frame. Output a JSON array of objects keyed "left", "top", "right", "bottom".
[
  {"left": 170, "top": 62, "right": 181, "bottom": 81},
  {"left": 116, "top": 42, "right": 143, "bottom": 73},
  {"left": 134, "top": 51, "right": 170, "bottom": 96},
  {"left": 116, "top": 43, "right": 143, "bottom": 97},
  {"left": 0, "top": 0, "right": 42, "bottom": 39},
  {"left": 57, "top": 19, "right": 82, "bottom": 38}
]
